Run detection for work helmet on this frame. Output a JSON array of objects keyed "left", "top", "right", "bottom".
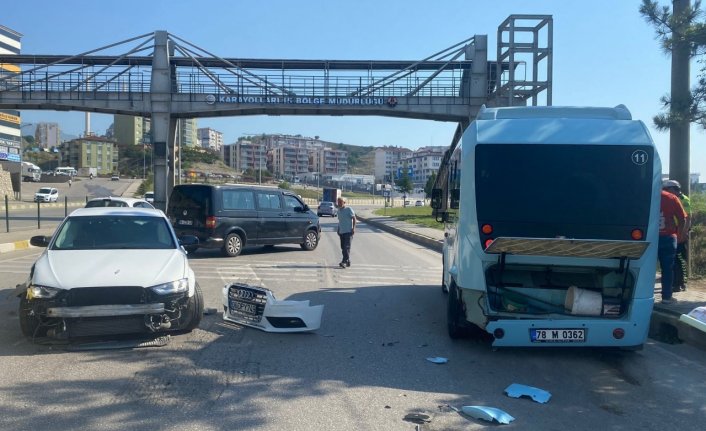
[{"left": 662, "top": 179, "right": 681, "bottom": 190}]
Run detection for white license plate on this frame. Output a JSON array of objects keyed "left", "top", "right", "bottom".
[
  {"left": 178, "top": 219, "right": 193, "bottom": 226},
  {"left": 230, "top": 300, "right": 258, "bottom": 315},
  {"left": 531, "top": 328, "right": 585, "bottom": 343}
]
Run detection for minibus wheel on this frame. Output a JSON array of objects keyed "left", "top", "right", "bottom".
[{"left": 447, "top": 281, "right": 468, "bottom": 339}]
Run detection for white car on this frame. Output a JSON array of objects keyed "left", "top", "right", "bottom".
[
  {"left": 85, "top": 196, "right": 154, "bottom": 209},
  {"left": 34, "top": 187, "right": 58, "bottom": 203},
  {"left": 143, "top": 191, "right": 154, "bottom": 204},
  {"left": 18, "top": 208, "right": 202, "bottom": 340}
]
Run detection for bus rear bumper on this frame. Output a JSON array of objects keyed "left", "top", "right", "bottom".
[{"left": 485, "top": 298, "right": 653, "bottom": 348}]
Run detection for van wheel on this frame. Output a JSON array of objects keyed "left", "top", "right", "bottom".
[
  {"left": 181, "top": 283, "right": 204, "bottom": 331},
  {"left": 223, "top": 233, "right": 243, "bottom": 257},
  {"left": 447, "top": 281, "right": 468, "bottom": 339},
  {"left": 300, "top": 230, "right": 319, "bottom": 250}
]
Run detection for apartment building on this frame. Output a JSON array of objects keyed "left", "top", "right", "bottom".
[
  {"left": 61, "top": 136, "right": 118, "bottom": 174},
  {"left": 314, "top": 147, "right": 348, "bottom": 175},
  {"left": 374, "top": 146, "right": 412, "bottom": 183},
  {"left": 222, "top": 141, "right": 268, "bottom": 173},
  {"left": 398, "top": 146, "right": 445, "bottom": 189},
  {"left": 271, "top": 146, "right": 310, "bottom": 180},
  {"left": 113, "top": 114, "right": 150, "bottom": 146},
  {"left": 34, "top": 122, "right": 61, "bottom": 149},
  {"left": 197, "top": 127, "right": 223, "bottom": 151}
]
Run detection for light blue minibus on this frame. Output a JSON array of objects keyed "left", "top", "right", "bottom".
[{"left": 431, "top": 105, "right": 661, "bottom": 349}]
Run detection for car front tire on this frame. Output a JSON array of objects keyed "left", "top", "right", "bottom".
[
  {"left": 181, "top": 282, "right": 204, "bottom": 331},
  {"left": 223, "top": 233, "right": 243, "bottom": 257},
  {"left": 300, "top": 230, "right": 319, "bottom": 251}
]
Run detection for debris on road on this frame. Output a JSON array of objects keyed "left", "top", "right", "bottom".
[
  {"left": 67, "top": 335, "right": 171, "bottom": 351},
  {"left": 426, "top": 356, "right": 448, "bottom": 364},
  {"left": 403, "top": 412, "right": 432, "bottom": 424},
  {"left": 504, "top": 383, "right": 552, "bottom": 403},
  {"left": 450, "top": 405, "right": 515, "bottom": 425}
]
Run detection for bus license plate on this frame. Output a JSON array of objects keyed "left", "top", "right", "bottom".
[{"left": 531, "top": 329, "right": 585, "bottom": 343}]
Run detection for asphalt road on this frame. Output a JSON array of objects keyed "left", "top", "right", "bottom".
[{"left": 0, "top": 217, "right": 705, "bottom": 430}]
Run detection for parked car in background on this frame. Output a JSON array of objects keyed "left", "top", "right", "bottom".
[
  {"left": 34, "top": 187, "right": 58, "bottom": 203},
  {"left": 317, "top": 201, "right": 338, "bottom": 217},
  {"left": 18, "top": 208, "right": 203, "bottom": 340},
  {"left": 85, "top": 196, "right": 154, "bottom": 209},
  {"left": 415, "top": 200, "right": 424, "bottom": 207},
  {"left": 143, "top": 191, "right": 154, "bottom": 204},
  {"left": 167, "top": 184, "right": 320, "bottom": 257},
  {"left": 111, "top": 175, "right": 120, "bottom": 181}
]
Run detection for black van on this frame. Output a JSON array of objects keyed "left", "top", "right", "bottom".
[{"left": 167, "top": 184, "right": 320, "bottom": 257}]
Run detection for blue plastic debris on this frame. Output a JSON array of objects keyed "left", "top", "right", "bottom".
[
  {"left": 504, "top": 383, "right": 552, "bottom": 404},
  {"left": 460, "top": 406, "right": 515, "bottom": 424},
  {"left": 426, "top": 356, "right": 448, "bottom": 364}
]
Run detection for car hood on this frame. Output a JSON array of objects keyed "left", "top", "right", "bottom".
[{"left": 32, "top": 249, "right": 188, "bottom": 290}]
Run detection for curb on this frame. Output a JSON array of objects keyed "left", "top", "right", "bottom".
[
  {"left": 0, "top": 239, "right": 35, "bottom": 254},
  {"left": 357, "top": 214, "right": 443, "bottom": 252}
]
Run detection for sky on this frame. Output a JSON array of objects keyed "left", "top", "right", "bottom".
[{"left": 3, "top": 0, "right": 706, "bottom": 179}]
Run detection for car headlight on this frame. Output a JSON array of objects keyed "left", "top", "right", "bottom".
[
  {"left": 150, "top": 279, "right": 189, "bottom": 295},
  {"left": 27, "top": 284, "right": 61, "bottom": 299}
]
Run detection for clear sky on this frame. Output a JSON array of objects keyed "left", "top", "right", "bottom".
[{"left": 3, "top": 0, "right": 705, "bottom": 179}]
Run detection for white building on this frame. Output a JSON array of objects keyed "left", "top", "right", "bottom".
[
  {"left": 197, "top": 127, "right": 223, "bottom": 151},
  {"left": 374, "top": 146, "right": 412, "bottom": 183},
  {"left": 35, "top": 122, "right": 61, "bottom": 149},
  {"left": 398, "top": 146, "right": 445, "bottom": 189}
]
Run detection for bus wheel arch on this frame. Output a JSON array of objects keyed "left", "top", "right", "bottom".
[{"left": 447, "top": 280, "right": 468, "bottom": 339}]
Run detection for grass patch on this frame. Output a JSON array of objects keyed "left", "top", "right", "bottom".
[{"left": 372, "top": 206, "right": 443, "bottom": 230}]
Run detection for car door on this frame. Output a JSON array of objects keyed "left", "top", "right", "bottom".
[
  {"left": 283, "top": 194, "right": 312, "bottom": 241},
  {"left": 254, "top": 191, "right": 288, "bottom": 242}
]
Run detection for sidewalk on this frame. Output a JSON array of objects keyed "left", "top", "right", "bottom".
[
  {"left": 0, "top": 179, "right": 144, "bottom": 254},
  {"left": 355, "top": 207, "right": 706, "bottom": 351}
]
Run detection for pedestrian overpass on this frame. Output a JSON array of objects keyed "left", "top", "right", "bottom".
[{"left": 0, "top": 15, "right": 552, "bottom": 209}]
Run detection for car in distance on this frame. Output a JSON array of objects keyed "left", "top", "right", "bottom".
[
  {"left": 317, "top": 201, "right": 338, "bottom": 217},
  {"left": 85, "top": 196, "right": 155, "bottom": 209},
  {"left": 143, "top": 191, "right": 155, "bottom": 204},
  {"left": 167, "top": 184, "right": 320, "bottom": 257},
  {"left": 415, "top": 200, "right": 424, "bottom": 207},
  {"left": 17, "top": 207, "right": 202, "bottom": 340},
  {"left": 34, "top": 187, "right": 59, "bottom": 203},
  {"left": 111, "top": 175, "right": 120, "bottom": 181}
]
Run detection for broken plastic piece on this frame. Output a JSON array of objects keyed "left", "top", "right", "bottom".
[
  {"left": 403, "top": 413, "right": 431, "bottom": 424},
  {"left": 222, "top": 283, "right": 323, "bottom": 332},
  {"left": 426, "top": 356, "right": 448, "bottom": 364},
  {"left": 460, "top": 406, "right": 515, "bottom": 424},
  {"left": 504, "top": 383, "right": 552, "bottom": 403}
]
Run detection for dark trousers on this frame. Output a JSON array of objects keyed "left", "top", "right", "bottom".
[
  {"left": 674, "top": 241, "right": 688, "bottom": 288},
  {"left": 339, "top": 232, "right": 352, "bottom": 263},
  {"left": 658, "top": 235, "right": 677, "bottom": 299}
]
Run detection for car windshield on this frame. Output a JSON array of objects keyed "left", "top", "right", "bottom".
[
  {"left": 85, "top": 200, "right": 129, "bottom": 208},
  {"left": 52, "top": 215, "right": 176, "bottom": 250},
  {"left": 38, "top": 188, "right": 51, "bottom": 194}
]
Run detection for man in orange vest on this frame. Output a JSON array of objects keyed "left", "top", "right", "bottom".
[{"left": 658, "top": 185, "right": 688, "bottom": 304}]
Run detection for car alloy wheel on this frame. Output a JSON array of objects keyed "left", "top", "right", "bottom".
[
  {"left": 223, "top": 233, "right": 243, "bottom": 257},
  {"left": 301, "top": 230, "right": 319, "bottom": 250}
]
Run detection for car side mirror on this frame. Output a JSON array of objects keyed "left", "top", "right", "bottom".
[
  {"left": 431, "top": 189, "right": 443, "bottom": 209},
  {"left": 301, "top": 204, "right": 310, "bottom": 212},
  {"left": 30, "top": 235, "right": 50, "bottom": 247}
]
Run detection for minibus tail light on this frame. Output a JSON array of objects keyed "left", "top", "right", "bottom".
[
  {"left": 481, "top": 224, "right": 493, "bottom": 235},
  {"left": 630, "top": 229, "right": 643, "bottom": 240},
  {"left": 612, "top": 328, "right": 625, "bottom": 339},
  {"left": 205, "top": 216, "right": 216, "bottom": 229},
  {"left": 484, "top": 238, "right": 494, "bottom": 249}
]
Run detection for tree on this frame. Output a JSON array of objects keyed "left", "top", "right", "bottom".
[
  {"left": 640, "top": 0, "right": 706, "bottom": 128},
  {"left": 395, "top": 168, "right": 413, "bottom": 195},
  {"left": 424, "top": 171, "right": 437, "bottom": 198}
]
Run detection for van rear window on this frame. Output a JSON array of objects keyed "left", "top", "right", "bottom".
[
  {"left": 168, "top": 185, "right": 212, "bottom": 216},
  {"left": 475, "top": 144, "right": 653, "bottom": 238}
]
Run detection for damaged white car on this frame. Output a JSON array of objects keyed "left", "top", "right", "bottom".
[
  {"left": 222, "top": 283, "right": 323, "bottom": 332},
  {"left": 18, "top": 208, "right": 203, "bottom": 340}
]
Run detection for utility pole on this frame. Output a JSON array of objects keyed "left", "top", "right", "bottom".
[{"left": 670, "top": 0, "right": 691, "bottom": 196}]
